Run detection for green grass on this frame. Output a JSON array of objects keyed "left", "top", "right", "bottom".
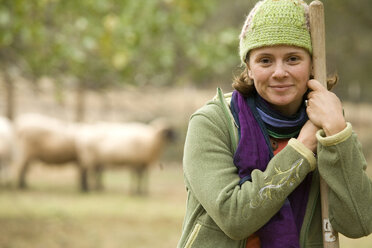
[
  {"left": 0, "top": 163, "right": 371, "bottom": 248},
  {"left": 0, "top": 164, "right": 186, "bottom": 248}
]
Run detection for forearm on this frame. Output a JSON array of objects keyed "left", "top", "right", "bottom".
[{"left": 316, "top": 123, "right": 372, "bottom": 237}]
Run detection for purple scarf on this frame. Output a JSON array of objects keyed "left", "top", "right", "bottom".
[{"left": 230, "top": 91, "right": 312, "bottom": 248}]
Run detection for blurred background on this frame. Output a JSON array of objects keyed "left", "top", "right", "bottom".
[{"left": 0, "top": 0, "right": 371, "bottom": 247}]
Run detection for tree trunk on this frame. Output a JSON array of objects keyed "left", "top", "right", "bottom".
[
  {"left": 75, "top": 81, "right": 86, "bottom": 122},
  {"left": 2, "top": 69, "right": 15, "bottom": 121}
]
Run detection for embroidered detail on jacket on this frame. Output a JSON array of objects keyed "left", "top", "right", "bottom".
[
  {"left": 184, "top": 223, "right": 201, "bottom": 248},
  {"left": 250, "top": 158, "right": 304, "bottom": 208}
]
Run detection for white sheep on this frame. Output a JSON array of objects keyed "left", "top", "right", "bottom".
[
  {"left": 75, "top": 119, "right": 174, "bottom": 194},
  {"left": 0, "top": 116, "right": 14, "bottom": 186},
  {"left": 14, "top": 113, "right": 89, "bottom": 191}
]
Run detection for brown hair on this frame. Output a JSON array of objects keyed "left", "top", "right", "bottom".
[{"left": 232, "top": 65, "right": 338, "bottom": 97}]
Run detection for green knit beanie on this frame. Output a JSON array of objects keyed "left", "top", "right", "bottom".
[{"left": 239, "top": 0, "right": 312, "bottom": 63}]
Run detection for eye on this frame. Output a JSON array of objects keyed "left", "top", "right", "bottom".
[
  {"left": 287, "top": 55, "right": 300, "bottom": 64},
  {"left": 259, "top": 57, "right": 272, "bottom": 64}
]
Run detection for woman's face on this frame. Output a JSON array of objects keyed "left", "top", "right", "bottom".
[{"left": 247, "top": 45, "right": 312, "bottom": 116}]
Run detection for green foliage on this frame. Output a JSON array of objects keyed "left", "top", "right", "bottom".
[
  {"left": 0, "top": 0, "right": 371, "bottom": 101},
  {"left": 0, "top": 0, "right": 222, "bottom": 88}
]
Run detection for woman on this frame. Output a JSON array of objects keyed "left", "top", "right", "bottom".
[{"left": 177, "top": 0, "right": 372, "bottom": 247}]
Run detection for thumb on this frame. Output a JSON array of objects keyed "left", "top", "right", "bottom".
[{"left": 307, "top": 79, "right": 327, "bottom": 92}]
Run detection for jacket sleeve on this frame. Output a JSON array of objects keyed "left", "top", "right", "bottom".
[
  {"left": 316, "top": 123, "right": 372, "bottom": 238},
  {"left": 183, "top": 102, "right": 316, "bottom": 240}
]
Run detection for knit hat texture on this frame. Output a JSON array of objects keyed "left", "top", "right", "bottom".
[{"left": 239, "top": 0, "right": 312, "bottom": 63}]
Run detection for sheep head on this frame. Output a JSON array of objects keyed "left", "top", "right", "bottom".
[{"left": 150, "top": 118, "right": 176, "bottom": 143}]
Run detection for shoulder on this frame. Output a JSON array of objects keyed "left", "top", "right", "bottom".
[{"left": 190, "top": 88, "right": 233, "bottom": 128}]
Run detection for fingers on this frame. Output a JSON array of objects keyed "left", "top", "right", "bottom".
[
  {"left": 305, "top": 80, "right": 346, "bottom": 135},
  {"left": 306, "top": 79, "right": 328, "bottom": 101},
  {"left": 307, "top": 79, "right": 326, "bottom": 92},
  {"left": 297, "top": 120, "right": 319, "bottom": 153}
]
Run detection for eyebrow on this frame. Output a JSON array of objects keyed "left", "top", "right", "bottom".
[
  {"left": 286, "top": 52, "right": 302, "bottom": 56},
  {"left": 254, "top": 51, "right": 303, "bottom": 57},
  {"left": 254, "top": 53, "right": 272, "bottom": 57}
]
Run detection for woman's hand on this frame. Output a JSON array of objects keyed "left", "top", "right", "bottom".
[
  {"left": 306, "top": 79, "right": 346, "bottom": 136},
  {"left": 297, "top": 120, "right": 319, "bottom": 153}
]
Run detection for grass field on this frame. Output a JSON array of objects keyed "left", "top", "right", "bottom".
[
  {"left": 0, "top": 163, "right": 186, "bottom": 248},
  {"left": 0, "top": 163, "right": 371, "bottom": 248},
  {"left": 1, "top": 85, "right": 372, "bottom": 247}
]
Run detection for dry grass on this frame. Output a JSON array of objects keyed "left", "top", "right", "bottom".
[
  {"left": 1, "top": 83, "right": 372, "bottom": 247},
  {"left": 0, "top": 164, "right": 186, "bottom": 248}
]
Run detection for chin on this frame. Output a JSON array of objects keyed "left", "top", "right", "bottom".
[{"left": 268, "top": 96, "right": 294, "bottom": 106}]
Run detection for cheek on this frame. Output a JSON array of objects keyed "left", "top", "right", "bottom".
[
  {"left": 295, "top": 66, "right": 311, "bottom": 85},
  {"left": 249, "top": 67, "right": 269, "bottom": 82}
]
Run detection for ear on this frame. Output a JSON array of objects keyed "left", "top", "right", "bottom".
[
  {"left": 245, "top": 62, "right": 253, "bottom": 79},
  {"left": 246, "top": 66, "right": 253, "bottom": 79}
]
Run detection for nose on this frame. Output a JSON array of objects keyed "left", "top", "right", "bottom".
[{"left": 272, "top": 63, "right": 288, "bottom": 79}]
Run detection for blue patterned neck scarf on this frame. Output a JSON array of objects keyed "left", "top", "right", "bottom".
[{"left": 255, "top": 93, "right": 308, "bottom": 139}]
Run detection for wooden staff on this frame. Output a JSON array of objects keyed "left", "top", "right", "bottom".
[{"left": 309, "top": 1, "right": 340, "bottom": 247}]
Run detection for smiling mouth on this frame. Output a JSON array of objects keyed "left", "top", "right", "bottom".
[
  {"left": 270, "top": 85, "right": 293, "bottom": 92},
  {"left": 270, "top": 85, "right": 293, "bottom": 89}
]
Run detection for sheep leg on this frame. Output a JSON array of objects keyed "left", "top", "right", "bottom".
[
  {"left": 0, "top": 160, "right": 3, "bottom": 185},
  {"left": 93, "top": 165, "right": 104, "bottom": 191},
  {"left": 79, "top": 167, "right": 89, "bottom": 192},
  {"left": 129, "top": 168, "right": 136, "bottom": 195},
  {"left": 18, "top": 161, "right": 30, "bottom": 189},
  {"left": 136, "top": 167, "right": 143, "bottom": 195},
  {"left": 130, "top": 167, "right": 141, "bottom": 195},
  {"left": 131, "top": 165, "right": 148, "bottom": 195},
  {"left": 140, "top": 167, "right": 149, "bottom": 195},
  {"left": 0, "top": 160, "right": 4, "bottom": 186},
  {"left": 0, "top": 160, "right": 11, "bottom": 187}
]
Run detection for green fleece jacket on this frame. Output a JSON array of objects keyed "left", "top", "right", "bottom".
[{"left": 177, "top": 89, "right": 372, "bottom": 248}]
